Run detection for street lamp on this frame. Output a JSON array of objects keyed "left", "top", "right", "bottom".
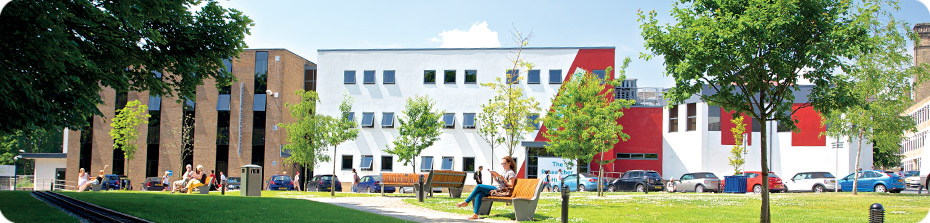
[{"left": 12, "top": 155, "right": 21, "bottom": 191}]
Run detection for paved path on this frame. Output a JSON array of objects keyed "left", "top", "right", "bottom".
[{"left": 302, "top": 196, "right": 512, "bottom": 223}]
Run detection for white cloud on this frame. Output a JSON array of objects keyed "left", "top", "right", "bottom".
[
  {"left": 430, "top": 21, "right": 501, "bottom": 48},
  {"left": 920, "top": 0, "right": 930, "bottom": 16}
]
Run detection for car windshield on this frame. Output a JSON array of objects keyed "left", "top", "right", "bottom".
[
  {"left": 813, "top": 172, "right": 835, "bottom": 178},
  {"left": 645, "top": 172, "right": 661, "bottom": 178},
  {"left": 227, "top": 178, "right": 240, "bottom": 183},
  {"left": 906, "top": 171, "right": 920, "bottom": 177},
  {"left": 321, "top": 176, "right": 333, "bottom": 181},
  {"left": 273, "top": 176, "right": 291, "bottom": 181}
]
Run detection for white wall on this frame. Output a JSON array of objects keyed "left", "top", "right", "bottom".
[{"left": 33, "top": 158, "right": 66, "bottom": 191}]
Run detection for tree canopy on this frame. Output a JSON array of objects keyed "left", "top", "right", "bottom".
[
  {"left": 109, "top": 100, "right": 149, "bottom": 161},
  {"left": 282, "top": 90, "right": 332, "bottom": 171},
  {"left": 386, "top": 95, "right": 444, "bottom": 173}
]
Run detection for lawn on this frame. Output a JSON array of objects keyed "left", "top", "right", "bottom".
[
  {"left": 0, "top": 191, "right": 77, "bottom": 222},
  {"left": 405, "top": 191, "right": 930, "bottom": 222}
]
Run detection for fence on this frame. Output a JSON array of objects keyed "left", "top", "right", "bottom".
[{"left": 0, "top": 175, "right": 35, "bottom": 191}]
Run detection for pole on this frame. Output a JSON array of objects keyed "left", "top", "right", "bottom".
[
  {"left": 12, "top": 159, "right": 17, "bottom": 191},
  {"left": 835, "top": 138, "right": 840, "bottom": 193}
]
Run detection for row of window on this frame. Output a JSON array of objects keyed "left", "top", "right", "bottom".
[
  {"left": 668, "top": 104, "right": 697, "bottom": 132},
  {"left": 680, "top": 105, "right": 793, "bottom": 133},
  {"left": 616, "top": 153, "right": 659, "bottom": 160},
  {"left": 910, "top": 104, "right": 930, "bottom": 126},
  {"left": 901, "top": 130, "right": 927, "bottom": 154},
  {"left": 349, "top": 112, "right": 541, "bottom": 129},
  {"left": 341, "top": 155, "right": 478, "bottom": 172},
  {"left": 343, "top": 69, "right": 567, "bottom": 85}
]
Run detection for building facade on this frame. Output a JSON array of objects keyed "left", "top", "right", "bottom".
[{"left": 65, "top": 49, "right": 316, "bottom": 188}]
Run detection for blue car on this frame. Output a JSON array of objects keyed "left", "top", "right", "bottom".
[
  {"left": 357, "top": 175, "right": 395, "bottom": 193},
  {"left": 100, "top": 174, "right": 131, "bottom": 190},
  {"left": 561, "top": 173, "right": 610, "bottom": 192},
  {"left": 266, "top": 175, "right": 294, "bottom": 191},
  {"left": 838, "top": 170, "right": 905, "bottom": 193}
]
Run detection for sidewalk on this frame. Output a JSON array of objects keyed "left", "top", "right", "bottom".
[{"left": 302, "top": 196, "right": 511, "bottom": 223}]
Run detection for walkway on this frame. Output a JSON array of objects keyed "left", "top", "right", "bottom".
[{"left": 302, "top": 196, "right": 511, "bottom": 223}]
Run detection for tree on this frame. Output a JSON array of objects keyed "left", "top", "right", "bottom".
[
  {"left": 477, "top": 99, "right": 505, "bottom": 170},
  {"left": 0, "top": 127, "right": 64, "bottom": 174},
  {"left": 541, "top": 60, "right": 635, "bottom": 196},
  {"left": 386, "top": 96, "right": 444, "bottom": 174},
  {"left": 327, "top": 93, "right": 359, "bottom": 196},
  {"left": 821, "top": 7, "right": 927, "bottom": 194},
  {"left": 872, "top": 141, "right": 903, "bottom": 169},
  {"left": 161, "top": 113, "right": 195, "bottom": 175},
  {"left": 479, "top": 30, "right": 541, "bottom": 166},
  {"left": 640, "top": 1, "right": 881, "bottom": 221},
  {"left": 281, "top": 90, "right": 333, "bottom": 191},
  {"left": 0, "top": 0, "right": 253, "bottom": 134},
  {"left": 109, "top": 100, "right": 150, "bottom": 176},
  {"left": 729, "top": 116, "right": 747, "bottom": 176}
]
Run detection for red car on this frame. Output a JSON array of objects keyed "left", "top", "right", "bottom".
[{"left": 740, "top": 171, "right": 784, "bottom": 193}]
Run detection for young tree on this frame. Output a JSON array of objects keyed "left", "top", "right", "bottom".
[
  {"left": 640, "top": 1, "right": 880, "bottom": 221},
  {"left": 109, "top": 100, "right": 150, "bottom": 176},
  {"left": 327, "top": 93, "right": 360, "bottom": 197},
  {"left": 385, "top": 96, "right": 444, "bottom": 174},
  {"left": 0, "top": 0, "right": 253, "bottom": 134},
  {"left": 281, "top": 90, "right": 333, "bottom": 191},
  {"left": 729, "top": 116, "right": 747, "bottom": 176},
  {"left": 477, "top": 100, "right": 505, "bottom": 170},
  {"left": 162, "top": 113, "right": 195, "bottom": 176},
  {"left": 542, "top": 60, "right": 635, "bottom": 196}
]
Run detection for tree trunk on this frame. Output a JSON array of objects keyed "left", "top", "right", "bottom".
[
  {"left": 760, "top": 116, "right": 770, "bottom": 223},
  {"left": 598, "top": 152, "right": 605, "bottom": 197},
  {"left": 332, "top": 145, "right": 337, "bottom": 197},
  {"left": 853, "top": 129, "right": 863, "bottom": 195},
  {"left": 576, "top": 158, "right": 581, "bottom": 192}
]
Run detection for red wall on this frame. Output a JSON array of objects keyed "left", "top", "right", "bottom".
[
  {"left": 791, "top": 104, "right": 826, "bottom": 146},
  {"left": 721, "top": 109, "right": 752, "bottom": 146},
  {"left": 590, "top": 107, "right": 664, "bottom": 177}
]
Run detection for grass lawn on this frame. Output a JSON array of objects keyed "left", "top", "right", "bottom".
[
  {"left": 58, "top": 190, "right": 404, "bottom": 223},
  {"left": 406, "top": 191, "right": 930, "bottom": 222},
  {"left": 0, "top": 191, "right": 77, "bottom": 222}
]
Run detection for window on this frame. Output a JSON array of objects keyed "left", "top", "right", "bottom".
[
  {"left": 442, "top": 113, "right": 455, "bottom": 128},
  {"left": 528, "top": 70, "right": 540, "bottom": 84},
  {"left": 345, "top": 112, "right": 355, "bottom": 123},
  {"left": 549, "top": 70, "right": 562, "bottom": 84},
  {"left": 424, "top": 70, "right": 436, "bottom": 84},
  {"left": 344, "top": 70, "right": 356, "bottom": 84},
  {"left": 506, "top": 69, "right": 519, "bottom": 84},
  {"left": 465, "top": 70, "right": 477, "bottom": 84},
  {"left": 381, "top": 156, "right": 393, "bottom": 171},
  {"left": 421, "top": 156, "right": 434, "bottom": 171},
  {"left": 254, "top": 51, "right": 268, "bottom": 93},
  {"left": 669, "top": 105, "right": 679, "bottom": 132},
  {"left": 304, "top": 68, "right": 317, "bottom": 91},
  {"left": 361, "top": 112, "right": 375, "bottom": 128},
  {"left": 616, "top": 153, "right": 659, "bottom": 160},
  {"left": 341, "top": 155, "right": 353, "bottom": 170},
  {"left": 253, "top": 94, "right": 266, "bottom": 111},
  {"left": 148, "top": 96, "right": 161, "bottom": 111},
  {"left": 363, "top": 70, "right": 376, "bottom": 84},
  {"left": 381, "top": 112, "right": 394, "bottom": 128},
  {"left": 216, "top": 94, "right": 230, "bottom": 111},
  {"left": 440, "top": 157, "right": 454, "bottom": 170},
  {"left": 463, "top": 157, "right": 475, "bottom": 172},
  {"left": 383, "top": 70, "right": 395, "bottom": 84},
  {"left": 360, "top": 155, "right": 374, "bottom": 171},
  {"left": 463, "top": 113, "right": 476, "bottom": 129},
  {"left": 708, "top": 106, "right": 721, "bottom": 131},
  {"left": 594, "top": 70, "right": 606, "bottom": 79},
  {"left": 687, "top": 103, "right": 696, "bottom": 131},
  {"left": 444, "top": 70, "right": 456, "bottom": 84},
  {"left": 527, "top": 113, "right": 540, "bottom": 130}
]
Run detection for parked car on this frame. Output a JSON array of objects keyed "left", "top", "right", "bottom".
[
  {"left": 609, "top": 170, "right": 664, "bottom": 192},
  {"left": 904, "top": 171, "right": 921, "bottom": 187},
  {"left": 562, "top": 173, "right": 609, "bottom": 192},
  {"left": 226, "top": 177, "right": 241, "bottom": 191},
  {"left": 355, "top": 175, "right": 393, "bottom": 193},
  {"left": 674, "top": 172, "right": 721, "bottom": 193},
  {"left": 266, "top": 175, "right": 295, "bottom": 191},
  {"left": 784, "top": 172, "right": 836, "bottom": 193},
  {"left": 308, "top": 175, "right": 342, "bottom": 192},
  {"left": 740, "top": 171, "right": 784, "bottom": 194},
  {"left": 101, "top": 174, "right": 131, "bottom": 190},
  {"left": 140, "top": 177, "right": 166, "bottom": 191},
  {"left": 838, "top": 170, "right": 905, "bottom": 193}
]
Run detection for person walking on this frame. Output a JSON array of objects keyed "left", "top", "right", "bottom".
[
  {"left": 557, "top": 169, "right": 564, "bottom": 192},
  {"left": 474, "top": 166, "right": 483, "bottom": 185},
  {"left": 209, "top": 170, "right": 217, "bottom": 191},
  {"left": 456, "top": 156, "right": 517, "bottom": 220},
  {"left": 294, "top": 171, "right": 301, "bottom": 191},
  {"left": 219, "top": 171, "right": 226, "bottom": 192},
  {"left": 352, "top": 169, "right": 360, "bottom": 193},
  {"left": 544, "top": 170, "right": 552, "bottom": 192},
  {"left": 161, "top": 171, "right": 171, "bottom": 191}
]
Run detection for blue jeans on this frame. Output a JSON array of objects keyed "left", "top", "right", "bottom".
[{"left": 464, "top": 184, "right": 497, "bottom": 214}]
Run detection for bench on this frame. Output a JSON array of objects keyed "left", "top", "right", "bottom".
[
  {"left": 380, "top": 173, "right": 428, "bottom": 196},
  {"left": 424, "top": 170, "right": 467, "bottom": 198},
  {"left": 197, "top": 176, "right": 213, "bottom": 194},
  {"left": 477, "top": 179, "right": 545, "bottom": 221}
]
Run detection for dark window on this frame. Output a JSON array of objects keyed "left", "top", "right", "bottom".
[
  {"left": 421, "top": 156, "right": 434, "bottom": 171},
  {"left": 593, "top": 70, "right": 606, "bottom": 79},
  {"left": 345, "top": 112, "right": 355, "bottom": 123},
  {"left": 527, "top": 70, "right": 540, "bottom": 84},
  {"left": 424, "top": 70, "right": 436, "bottom": 84},
  {"left": 669, "top": 105, "right": 679, "bottom": 132},
  {"left": 506, "top": 69, "right": 519, "bottom": 84},
  {"left": 304, "top": 68, "right": 317, "bottom": 91},
  {"left": 465, "top": 70, "right": 477, "bottom": 84},
  {"left": 463, "top": 113, "right": 476, "bottom": 129},
  {"left": 708, "top": 106, "right": 721, "bottom": 131},
  {"left": 527, "top": 113, "right": 540, "bottom": 130},
  {"left": 184, "top": 97, "right": 195, "bottom": 111},
  {"left": 215, "top": 145, "right": 228, "bottom": 177},
  {"left": 361, "top": 156, "right": 374, "bottom": 171},
  {"left": 463, "top": 157, "right": 475, "bottom": 172},
  {"left": 344, "top": 70, "right": 356, "bottom": 84},
  {"left": 440, "top": 157, "right": 454, "bottom": 170},
  {"left": 444, "top": 70, "right": 456, "bottom": 84},
  {"left": 115, "top": 91, "right": 128, "bottom": 112},
  {"left": 361, "top": 112, "right": 375, "bottom": 128},
  {"left": 383, "top": 70, "right": 395, "bottom": 84},
  {"left": 363, "top": 70, "right": 376, "bottom": 84},
  {"left": 616, "top": 153, "right": 659, "bottom": 160},
  {"left": 251, "top": 145, "right": 264, "bottom": 167},
  {"left": 254, "top": 51, "right": 268, "bottom": 94},
  {"left": 777, "top": 110, "right": 791, "bottom": 132},
  {"left": 253, "top": 111, "right": 266, "bottom": 145},
  {"left": 381, "top": 112, "right": 394, "bottom": 128},
  {"left": 79, "top": 119, "right": 93, "bottom": 171},
  {"left": 381, "top": 156, "right": 393, "bottom": 171},
  {"left": 222, "top": 58, "right": 232, "bottom": 75},
  {"left": 443, "top": 113, "right": 455, "bottom": 129},
  {"left": 147, "top": 111, "right": 161, "bottom": 144},
  {"left": 687, "top": 103, "right": 697, "bottom": 131},
  {"left": 549, "top": 70, "right": 562, "bottom": 84},
  {"left": 342, "top": 155, "right": 353, "bottom": 170},
  {"left": 145, "top": 143, "right": 159, "bottom": 177},
  {"left": 217, "top": 111, "right": 230, "bottom": 145}
]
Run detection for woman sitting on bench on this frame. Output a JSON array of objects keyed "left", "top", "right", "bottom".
[
  {"left": 185, "top": 165, "right": 207, "bottom": 194},
  {"left": 456, "top": 156, "right": 516, "bottom": 219},
  {"left": 171, "top": 164, "right": 192, "bottom": 193}
]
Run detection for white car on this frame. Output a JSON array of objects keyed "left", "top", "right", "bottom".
[
  {"left": 784, "top": 172, "right": 836, "bottom": 193},
  {"left": 904, "top": 171, "right": 921, "bottom": 187}
]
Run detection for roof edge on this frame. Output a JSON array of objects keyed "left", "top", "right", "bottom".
[{"left": 319, "top": 46, "right": 615, "bottom": 52}]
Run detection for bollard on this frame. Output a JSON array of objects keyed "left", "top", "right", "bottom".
[
  {"left": 870, "top": 203, "right": 884, "bottom": 223},
  {"left": 221, "top": 182, "right": 225, "bottom": 195},
  {"left": 417, "top": 175, "right": 425, "bottom": 202},
  {"left": 561, "top": 185, "right": 569, "bottom": 223}
]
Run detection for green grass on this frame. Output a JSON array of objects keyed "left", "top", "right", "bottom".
[
  {"left": 406, "top": 192, "right": 930, "bottom": 222},
  {"left": 59, "top": 190, "right": 405, "bottom": 223},
  {"left": 0, "top": 191, "right": 77, "bottom": 222}
]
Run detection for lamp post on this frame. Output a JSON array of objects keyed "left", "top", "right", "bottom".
[{"left": 832, "top": 139, "right": 843, "bottom": 192}]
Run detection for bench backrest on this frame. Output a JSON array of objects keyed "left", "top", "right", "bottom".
[
  {"left": 426, "top": 170, "right": 467, "bottom": 188},
  {"left": 381, "top": 173, "right": 427, "bottom": 185},
  {"left": 202, "top": 176, "right": 212, "bottom": 187},
  {"left": 511, "top": 179, "right": 542, "bottom": 200}
]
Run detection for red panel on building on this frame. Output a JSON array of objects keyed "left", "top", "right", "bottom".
[
  {"left": 590, "top": 107, "right": 664, "bottom": 177},
  {"left": 721, "top": 109, "right": 752, "bottom": 146},
  {"left": 791, "top": 104, "right": 826, "bottom": 146}
]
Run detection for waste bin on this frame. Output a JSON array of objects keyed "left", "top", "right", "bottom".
[
  {"left": 241, "top": 165, "right": 262, "bottom": 197},
  {"left": 723, "top": 175, "right": 747, "bottom": 193}
]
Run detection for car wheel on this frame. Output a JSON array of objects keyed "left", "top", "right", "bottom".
[
  {"left": 607, "top": 185, "right": 615, "bottom": 192},
  {"left": 635, "top": 184, "right": 645, "bottom": 192},
  {"left": 813, "top": 185, "right": 825, "bottom": 193},
  {"left": 753, "top": 184, "right": 762, "bottom": 194},
  {"left": 874, "top": 184, "right": 887, "bottom": 193},
  {"left": 696, "top": 185, "right": 705, "bottom": 193},
  {"left": 579, "top": 185, "right": 586, "bottom": 192}
]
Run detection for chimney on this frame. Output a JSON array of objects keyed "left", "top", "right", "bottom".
[{"left": 913, "top": 23, "right": 930, "bottom": 101}]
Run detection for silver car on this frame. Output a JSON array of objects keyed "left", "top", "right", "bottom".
[
  {"left": 675, "top": 172, "right": 721, "bottom": 193},
  {"left": 784, "top": 172, "right": 836, "bottom": 193}
]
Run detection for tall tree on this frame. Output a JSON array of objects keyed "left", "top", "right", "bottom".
[
  {"left": 822, "top": 7, "right": 927, "bottom": 194},
  {"left": 281, "top": 90, "right": 332, "bottom": 191},
  {"left": 729, "top": 116, "right": 747, "bottom": 176},
  {"left": 327, "top": 93, "right": 359, "bottom": 197},
  {"left": 542, "top": 61, "right": 635, "bottom": 196},
  {"left": 0, "top": 0, "right": 253, "bottom": 133},
  {"left": 640, "top": 0, "right": 880, "bottom": 221},
  {"left": 385, "top": 96, "right": 444, "bottom": 174},
  {"left": 0, "top": 127, "right": 64, "bottom": 175},
  {"left": 109, "top": 100, "right": 150, "bottom": 177}
]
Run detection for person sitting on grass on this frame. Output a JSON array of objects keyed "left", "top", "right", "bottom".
[
  {"left": 185, "top": 165, "right": 207, "bottom": 194},
  {"left": 666, "top": 177, "right": 676, "bottom": 193},
  {"left": 171, "top": 164, "right": 193, "bottom": 193},
  {"left": 456, "top": 156, "right": 516, "bottom": 220}
]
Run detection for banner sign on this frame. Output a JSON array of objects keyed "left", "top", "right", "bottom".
[{"left": 537, "top": 157, "right": 577, "bottom": 183}]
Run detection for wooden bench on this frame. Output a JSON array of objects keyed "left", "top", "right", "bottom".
[
  {"left": 380, "top": 173, "right": 427, "bottom": 196},
  {"left": 424, "top": 170, "right": 467, "bottom": 198},
  {"left": 477, "top": 179, "right": 545, "bottom": 221}
]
